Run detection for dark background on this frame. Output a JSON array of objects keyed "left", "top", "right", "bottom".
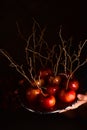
[{"left": 0, "top": 1, "right": 87, "bottom": 130}]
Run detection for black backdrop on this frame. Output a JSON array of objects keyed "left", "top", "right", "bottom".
[{"left": 0, "top": 1, "right": 87, "bottom": 130}]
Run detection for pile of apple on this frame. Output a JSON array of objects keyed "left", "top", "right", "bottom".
[{"left": 24, "top": 68, "right": 79, "bottom": 112}]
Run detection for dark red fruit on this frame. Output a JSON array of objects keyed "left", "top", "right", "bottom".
[
  {"left": 48, "top": 76, "right": 61, "bottom": 85},
  {"left": 59, "top": 89, "right": 76, "bottom": 103},
  {"left": 52, "top": 76, "right": 61, "bottom": 85},
  {"left": 39, "top": 68, "right": 53, "bottom": 78},
  {"left": 46, "top": 85, "right": 59, "bottom": 95},
  {"left": 40, "top": 95, "right": 56, "bottom": 109},
  {"left": 26, "top": 88, "right": 41, "bottom": 102},
  {"left": 32, "top": 79, "right": 44, "bottom": 87},
  {"left": 68, "top": 80, "right": 79, "bottom": 91},
  {"left": 19, "top": 79, "right": 25, "bottom": 85}
]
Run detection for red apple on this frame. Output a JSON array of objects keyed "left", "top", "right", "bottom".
[
  {"left": 48, "top": 76, "right": 61, "bottom": 85},
  {"left": 46, "top": 85, "right": 59, "bottom": 95},
  {"left": 19, "top": 79, "right": 26, "bottom": 85},
  {"left": 40, "top": 95, "right": 56, "bottom": 109},
  {"left": 48, "top": 76, "right": 54, "bottom": 84},
  {"left": 39, "top": 68, "right": 53, "bottom": 78},
  {"left": 68, "top": 80, "right": 79, "bottom": 91},
  {"left": 32, "top": 79, "right": 44, "bottom": 87},
  {"left": 59, "top": 89, "right": 76, "bottom": 103},
  {"left": 26, "top": 88, "right": 41, "bottom": 102},
  {"left": 52, "top": 76, "right": 61, "bottom": 85}
]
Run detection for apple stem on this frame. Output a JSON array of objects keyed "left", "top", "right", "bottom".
[
  {"left": 66, "top": 77, "right": 70, "bottom": 90},
  {"left": 33, "top": 79, "right": 47, "bottom": 96},
  {"left": 65, "top": 73, "right": 73, "bottom": 90}
]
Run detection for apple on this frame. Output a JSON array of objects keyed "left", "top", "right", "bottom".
[
  {"left": 19, "top": 79, "right": 26, "bottom": 85},
  {"left": 52, "top": 76, "right": 61, "bottom": 85},
  {"left": 48, "top": 76, "right": 54, "bottom": 84},
  {"left": 26, "top": 88, "right": 41, "bottom": 102},
  {"left": 39, "top": 68, "right": 53, "bottom": 78},
  {"left": 46, "top": 85, "right": 59, "bottom": 95},
  {"left": 40, "top": 95, "right": 56, "bottom": 109},
  {"left": 48, "top": 76, "right": 61, "bottom": 85},
  {"left": 59, "top": 89, "right": 76, "bottom": 103},
  {"left": 68, "top": 80, "right": 79, "bottom": 91},
  {"left": 32, "top": 79, "right": 44, "bottom": 87}
]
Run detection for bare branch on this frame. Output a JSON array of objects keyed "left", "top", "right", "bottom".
[
  {"left": 54, "top": 45, "right": 63, "bottom": 76},
  {"left": 71, "top": 59, "right": 87, "bottom": 77},
  {"left": 26, "top": 48, "right": 48, "bottom": 60},
  {"left": 16, "top": 21, "right": 27, "bottom": 42},
  {"left": 59, "top": 27, "right": 67, "bottom": 74},
  {"left": 0, "top": 49, "right": 32, "bottom": 85},
  {"left": 25, "top": 34, "right": 33, "bottom": 65},
  {"left": 78, "top": 40, "right": 87, "bottom": 57}
]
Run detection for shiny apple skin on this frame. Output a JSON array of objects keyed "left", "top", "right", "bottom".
[
  {"left": 39, "top": 68, "right": 53, "bottom": 78},
  {"left": 53, "top": 76, "right": 61, "bottom": 85},
  {"left": 26, "top": 88, "right": 41, "bottom": 102},
  {"left": 46, "top": 85, "right": 59, "bottom": 95},
  {"left": 40, "top": 95, "right": 56, "bottom": 109},
  {"left": 68, "top": 80, "right": 79, "bottom": 91},
  {"left": 32, "top": 79, "right": 44, "bottom": 87},
  {"left": 59, "top": 89, "right": 76, "bottom": 103}
]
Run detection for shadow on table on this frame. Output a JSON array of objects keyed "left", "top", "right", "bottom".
[{"left": 0, "top": 106, "right": 87, "bottom": 130}]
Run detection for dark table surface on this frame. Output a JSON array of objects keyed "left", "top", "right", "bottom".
[{"left": 0, "top": 107, "right": 87, "bottom": 130}]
